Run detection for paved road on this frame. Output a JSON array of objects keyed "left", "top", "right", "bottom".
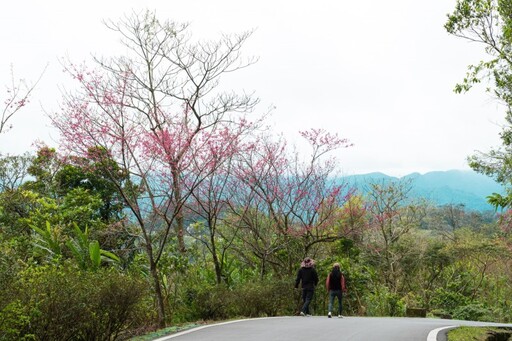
[{"left": 154, "top": 316, "right": 512, "bottom": 341}]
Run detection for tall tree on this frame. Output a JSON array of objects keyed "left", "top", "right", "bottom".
[
  {"left": 446, "top": 0, "right": 512, "bottom": 208},
  {"left": 364, "top": 179, "right": 426, "bottom": 292},
  {"left": 51, "top": 11, "right": 260, "bottom": 327}
]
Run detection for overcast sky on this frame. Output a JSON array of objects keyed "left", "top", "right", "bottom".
[{"left": 0, "top": 0, "right": 505, "bottom": 177}]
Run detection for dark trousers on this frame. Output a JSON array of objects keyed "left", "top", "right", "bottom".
[
  {"left": 301, "top": 288, "right": 315, "bottom": 314},
  {"left": 328, "top": 290, "right": 343, "bottom": 315}
]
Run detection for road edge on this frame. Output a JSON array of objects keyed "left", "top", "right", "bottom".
[
  {"left": 427, "top": 325, "right": 456, "bottom": 341},
  {"left": 152, "top": 317, "right": 292, "bottom": 341}
]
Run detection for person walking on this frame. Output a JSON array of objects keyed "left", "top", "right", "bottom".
[
  {"left": 294, "top": 257, "right": 319, "bottom": 316},
  {"left": 325, "top": 262, "right": 347, "bottom": 318}
]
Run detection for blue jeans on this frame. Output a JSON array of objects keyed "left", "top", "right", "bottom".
[
  {"left": 328, "top": 290, "right": 343, "bottom": 314},
  {"left": 301, "top": 288, "right": 315, "bottom": 314}
]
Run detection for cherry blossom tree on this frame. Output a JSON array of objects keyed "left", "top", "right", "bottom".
[
  {"left": 226, "top": 129, "right": 354, "bottom": 276},
  {"left": 224, "top": 134, "right": 289, "bottom": 275},
  {"left": 51, "top": 11, "right": 261, "bottom": 327}
]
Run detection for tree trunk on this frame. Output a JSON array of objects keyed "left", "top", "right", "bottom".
[
  {"left": 176, "top": 213, "right": 186, "bottom": 253},
  {"left": 171, "top": 167, "right": 186, "bottom": 253},
  {"left": 147, "top": 246, "right": 166, "bottom": 328},
  {"left": 210, "top": 233, "right": 223, "bottom": 284}
]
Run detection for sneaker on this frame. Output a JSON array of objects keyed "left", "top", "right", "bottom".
[
  {"left": 328, "top": 312, "right": 332, "bottom": 318},
  {"left": 306, "top": 314, "right": 312, "bottom": 317},
  {"left": 338, "top": 315, "right": 343, "bottom": 318},
  {"left": 300, "top": 311, "right": 306, "bottom": 317}
]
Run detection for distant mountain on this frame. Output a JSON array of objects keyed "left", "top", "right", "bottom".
[{"left": 343, "top": 170, "right": 505, "bottom": 211}]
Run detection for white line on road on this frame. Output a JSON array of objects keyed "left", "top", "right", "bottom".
[
  {"left": 152, "top": 317, "right": 290, "bottom": 341},
  {"left": 427, "top": 325, "right": 456, "bottom": 341}
]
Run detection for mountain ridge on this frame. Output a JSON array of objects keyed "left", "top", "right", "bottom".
[{"left": 343, "top": 169, "right": 504, "bottom": 211}]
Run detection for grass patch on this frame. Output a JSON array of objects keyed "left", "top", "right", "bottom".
[
  {"left": 129, "top": 318, "right": 249, "bottom": 340},
  {"left": 448, "top": 326, "right": 512, "bottom": 341},
  {"left": 129, "top": 323, "right": 203, "bottom": 340}
]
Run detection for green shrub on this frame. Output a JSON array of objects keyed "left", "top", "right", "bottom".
[
  {"left": 452, "top": 303, "right": 492, "bottom": 322},
  {"left": 364, "top": 286, "right": 405, "bottom": 317},
  {"left": 0, "top": 300, "right": 33, "bottom": 341},
  {"left": 173, "top": 276, "right": 298, "bottom": 322},
  {"left": 430, "top": 288, "right": 470, "bottom": 314},
  {"left": 233, "top": 278, "right": 296, "bottom": 317},
  {"left": 187, "top": 284, "right": 236, "bottom": 321},
  {"left": 0, "top": 264, "right": 149, "bottom": 340}
]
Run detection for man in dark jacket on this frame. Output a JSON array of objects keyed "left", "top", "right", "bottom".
[{"left": 294, "top": 257, "right": 319, "bottom": 316}]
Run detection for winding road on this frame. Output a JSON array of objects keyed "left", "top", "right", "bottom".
[{"left": 154, "top": 316, "right": 512, "bottom": 341}]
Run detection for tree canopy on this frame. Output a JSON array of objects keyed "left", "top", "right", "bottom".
[{"left": 446, "top": 0, "right": 512, "bottom": 208}]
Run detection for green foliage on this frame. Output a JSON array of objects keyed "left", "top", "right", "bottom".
[
  {"left": 453, "top": 303, "right": 492, "bottom": 321},
  {"left": 30, "top": 221, "right": 64, "bottom": 261},
  {"left": 232, "top": 278, "right": 296, "bottom": 317},
  {"left": 0, "top": 243, "right": 19, "bottom": 290},
  {"left": 185, "top": 284, "right": 236, "bottom": 321},
  {"left": 61, "top": 187, "right": 103, "bottom": 226},
  {"left": 0, "top": 189, "right": 40, "bottom": 241},
  {"left": 364, "top": 285, "right": 406, "bottom": 317},
  {"left": 30, "top": 221, "right": 120, "bottom": 269},
  {"left": 487, "top": 192, "right": 512, "bottom": 210},
  {"left": 0, "top": 264, "right": 149, "bottom": 340},
  {"left": 448, "top": 326, "right": 500, "bottom": 341},
  {"left": 431, "top": 287, "right": 471, "bottom": 314},
  {"left": 446, "top": 0, "right": 512, "bottom": 209},
  {"left": 54, "top": 148, "right": 129, "bottom": 222},
  {"left": 24, "top": 147, "right": 61, "bottom": 196},
  {"left": 24, "top": 147, "right": 128, "bottom": 224},
  {"left": 22, "top": 185, "right": 107, "bottom": 234},
  {"left": 66, "top": 223, "right": 120, "bottom": 270},
  {"left": 175, "top": 278, "right": 296, "bottom": 322}
]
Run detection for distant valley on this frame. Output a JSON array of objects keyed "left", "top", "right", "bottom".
[{"left": 343, "top": 170, "right": 505, "bottom": 212}]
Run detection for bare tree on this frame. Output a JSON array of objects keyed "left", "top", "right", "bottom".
[
  {"left": 364, "top": 179, "right": 426, "bottom": 291},
  {"left": 1, "top": 65, "right": 45, "bottom": 134},
  {"left": 185, "top": 141, "right": 242, "bottom": 284},
  {"left": 0, "top": 152, "right": 33, "bottom": 191}
]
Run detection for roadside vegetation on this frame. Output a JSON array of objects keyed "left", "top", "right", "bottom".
[{"left": 448, "top": 326, "right": 512, "bottom": 341}]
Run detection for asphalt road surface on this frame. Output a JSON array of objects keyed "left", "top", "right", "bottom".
[{"left": 154, "top": 316, "right": 512, "bottom": 341}]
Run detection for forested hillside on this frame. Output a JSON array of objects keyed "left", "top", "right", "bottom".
[{"left": 344, "top": 170, "right": 504, "bottom": 211}]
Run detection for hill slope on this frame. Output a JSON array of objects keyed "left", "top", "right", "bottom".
[{"left": 343, "top": 170, "right": 504, "bottom": 211}]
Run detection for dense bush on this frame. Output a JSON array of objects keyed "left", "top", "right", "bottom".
[
  {"left": 233, "top": 278, "right": 297, "bottom": 317},
  {"left": 172, "top": 276, "right": 298, "bottom": 322},
  {"left": 187, "top": 284, "right": 236, "bottom": 321},
  {"left": 452, "top": 303, "right": 492, "bottom": 322},
  {"left": 430, "top": 287, "right": 470, "bottom": 315},
  {"left": 0, "top": 264, "right": 149, "bottom": 340},
  {"left": 364, "top": 286, "right": 406, "bottom": 317}
]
